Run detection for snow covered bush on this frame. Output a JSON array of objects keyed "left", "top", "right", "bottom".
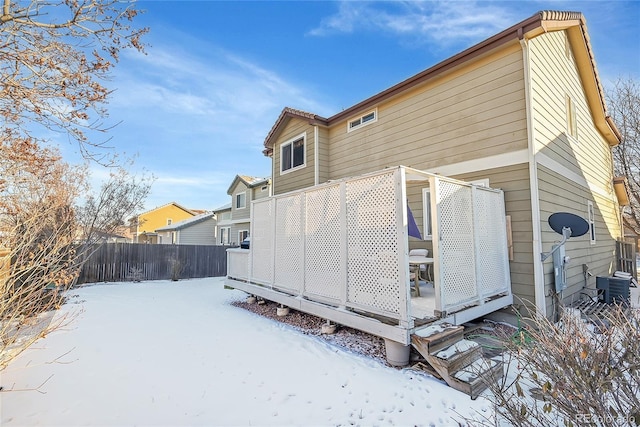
[{"left": 473, "top": 304, "right": 640, "bottom": 426}]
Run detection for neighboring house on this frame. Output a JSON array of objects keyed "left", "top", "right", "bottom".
[
  {"left": 129, "top": 202, "right": 197, "bottom": 244},
  {"left": 260, "top": 11, "right": 626, "bottom": 318},
  {"left": 226, "top": 175, "right": 271, "bottom": 245},
  {"left": 154, "top": 211, "right": 217, "bottom": 245},
  {"left": 213, "top": 203, "right": 232, "bottom": 245}
]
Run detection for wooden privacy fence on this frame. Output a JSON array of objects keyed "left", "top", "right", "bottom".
[{"left": 77, "top": 243, "right": 231, "bottom": 284}]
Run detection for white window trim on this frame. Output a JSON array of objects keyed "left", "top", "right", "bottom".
[
  {"left": 235, "top": 192, "right": 246, "bottom": 210},
  {"left": 280, "top": 132, "right": 306, "bottom": 175},
  {"left": 238, "top": 230, "right": 249, "bottom": 243},
  {"left": 422, "top": 188, "right": 433, "bottom": 241},
  {"left": 587, "top": 201, "right": 596, "bottom": 245},
  {"left": 220, "top": 226, "right": 231, "bottom": 245},
  {"left": 347, "top": 108, "right": 378, "bottom": 133},
  {"left": 566, "top": 95, "right": 578, "bottom": 142}
]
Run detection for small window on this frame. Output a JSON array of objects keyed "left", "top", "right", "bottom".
[
  {"left": 564, "top": 32, "right": 572, "bottom": 60},
  {"left": 587, "top": 201, "right": 596, "bottom": 245},
  {"left": 220, "top": 227, "right": 230, "bottom": 245},
  {"left": 167, "top": 219, "right": 172, "bottom": 225},
  {"left": 347, "top": 109, "right": 378, "bottom": 132},
  {"left": 236, "top": 193, "right": 246, "bottom": 209},
  {"left": 566, "top": 95, "right": 578, "bottom": 140},
  {"left": 422, "top": 188, "right": 433, "bottom": 240},
  {"left": 238, "top": 230, "right": 249, "bottom": 243},
  {"left": 281, "top": 133, "right": 305, "bottom": 173}
]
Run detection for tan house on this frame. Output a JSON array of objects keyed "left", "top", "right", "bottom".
[
  {"left": 259, "top": 10, "right": 626, "bottom": 319},
  {"left": 226, "top": 175, "right": 271, "bottom": 245},
  {"left": 129, "top": 202, "right": 197, "bottom": 244}
]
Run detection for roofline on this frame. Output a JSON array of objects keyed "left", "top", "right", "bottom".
[
  {"left": 227, "top": 175, "right": 271, "bottom": 195},
  {"left": 263, "top": 10, "right": 620, "bottom": 152},
  {"left": 155, "top": 212, "right": 216, "bottom": 232},
  {"left": 133, "top": 201, "right": 196, "bottom": 220}
]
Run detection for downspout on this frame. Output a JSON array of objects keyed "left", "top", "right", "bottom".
[
  {"left": 520, "top": 32, "right": 547, "bottom": 317},
  {"left": 314, "top": 125, "right": 320, "bottom": 186}
]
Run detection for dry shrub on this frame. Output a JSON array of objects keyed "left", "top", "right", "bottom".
[{"left": 470, "top": 304, "right": 640, "bottom": 426}]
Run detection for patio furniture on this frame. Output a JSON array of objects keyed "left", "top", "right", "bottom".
[{"left": 409, "top": 251, "right": 433, "bottom": 296}]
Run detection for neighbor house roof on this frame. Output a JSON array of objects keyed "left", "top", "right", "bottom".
[
  {"left": 226, "top": 175, "right": 271, "bottom": 195},
  {"left": 134, "top": 202, "right": 196, "bottom": 219},
  {"left": 155, "top": 211, "right": 216, "bottom": 232},
  {"left": 213, "top": 203, "right": 232, "bottom": 212},
  {"left": 263, "top": 10, "right": 621, "bottom": 155}
]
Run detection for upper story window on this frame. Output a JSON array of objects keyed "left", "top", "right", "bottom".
[
  {"left": 235, "top": 192, "right": 246, "bottom": 209},
  {"left": 281, "top": 133, "right": 305, "bottom": 174},
  {"left": 220, "top": 211, "right": 231, "bottom": 220},
  {"left": 347, "top": 109, "right": 377, "bottom": 132},
  {"left": 167, "top": 218, "right": 172, "bottom": 225},
  {"left": 566, "top": 95, "right": 578, "bottom": 140}
]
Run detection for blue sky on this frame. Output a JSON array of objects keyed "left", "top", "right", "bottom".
[{"left": 66, "top": 1, "right": 640, "bottom": 212}]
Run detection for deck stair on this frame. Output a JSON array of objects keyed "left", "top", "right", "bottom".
[{"left": 411, "top": 323, "right": 503, "bottom": 399}]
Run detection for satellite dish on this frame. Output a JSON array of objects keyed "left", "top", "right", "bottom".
[{"left": 548, "top": 212, "right": 589, "bottom": 237}]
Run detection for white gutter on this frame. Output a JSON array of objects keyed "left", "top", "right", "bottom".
[{"left": 520, "top": 35, "right": 546, "bottom": 317}]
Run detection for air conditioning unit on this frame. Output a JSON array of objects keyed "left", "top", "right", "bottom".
[{"left": 596, "top": 276, "right": 631, "bottom": 305}]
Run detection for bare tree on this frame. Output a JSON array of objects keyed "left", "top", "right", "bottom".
[
  {"left": 0, "top": 0, "right": 147, "bottom": 163},
  {"left": 0, "top": 0, "right": 148, "bottom": 368},
  {"left": 0, "top": 140, "right": 85, "bottom": 368},
  {"left": 608, "top": 77, "right": 640, "bottom": 236}
]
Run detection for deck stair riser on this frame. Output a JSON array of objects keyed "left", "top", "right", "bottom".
[{"left": 411, "top": 323, "right": 504, "bottom": 400}]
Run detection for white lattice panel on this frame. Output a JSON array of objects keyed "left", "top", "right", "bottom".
[
  {"left": 304, "top": 184, "right": 343, "bottom": 302},
  {"left": 345, "top": 172, "right": 401, "bottom": 316},
  {"left": 227, "top": 250, "right": 248, "bottom": 280},
  {"left": 436, "top": 181, "right": 477, "bottom": 309},
  {"left": 250, "top": 199, "right": 274, "bottom": 285},
  {"left": 473, "top": 187, "right": 510, "bottom": 296},
  {"left": 273, "top": 194, "right": 304, "bottom": 293}
]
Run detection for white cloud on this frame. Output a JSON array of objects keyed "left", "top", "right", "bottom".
[{"left": 308, "top": 1, "right": 516, "bottom": 46}]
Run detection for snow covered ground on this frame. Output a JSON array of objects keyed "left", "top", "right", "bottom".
[{"left": 0, "top": 277, "right": 491, "bottom": 426}]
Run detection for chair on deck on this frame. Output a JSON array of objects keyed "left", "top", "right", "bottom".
[{"left": 409, "top": 249, "right": 430, "bottom": 296}]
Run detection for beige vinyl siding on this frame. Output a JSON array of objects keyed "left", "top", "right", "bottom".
[
  {"left": 251, "top": 184, "right": 270, "bottom": 201},
  {"left": 327, "top": 44, "right": 527, "bottom": 180},
  {"left": 230, "top": 223, "right": 250, "bottom": 246},
  {"left": 317, "top": 126, "right": 330, "bottom": 184},
  {"left": 179, "top": 218, "right": 217, "bottom": 245},
  {"left": 529, "top": 31, "right": 615, "bottom": 192},
  {"left": 231, "top": 181, "right": 250, "bottom": 221},
  {"left": 272, "top": 119, "right": 315, "bottom": 195},
  {"left": 537, "top": 165, "right": 619, "bottom": 315}
]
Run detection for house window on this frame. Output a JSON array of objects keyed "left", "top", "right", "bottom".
[
  {"left": 566, "top": 95, "right": 578, "bottom": 140},
  {"left": 220, "top": 227, "right": 231, "bottom": 245},
  {"left": 167, "top": 218, "right": 172, "bottom": 225},
  {"left": 281, "top": 133, "right": 305, "bottom": 173},
  {"left": 238, "top": 230, "right": 249, "bottom": 243},
  {"left": 587, "top": 201, "right": 596, "bottom": 245},
  {"left": 347, "top": 109, "right": 378, "bottom": 132},
  {"left": 235, "top": 192, "right": 246, "bottom": 209},
  {"left": 220, "top": 212, "right": 231, "bottom": 220},
  {"left": 422, "top": 188, "right": 433, "bottom": 240}
]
